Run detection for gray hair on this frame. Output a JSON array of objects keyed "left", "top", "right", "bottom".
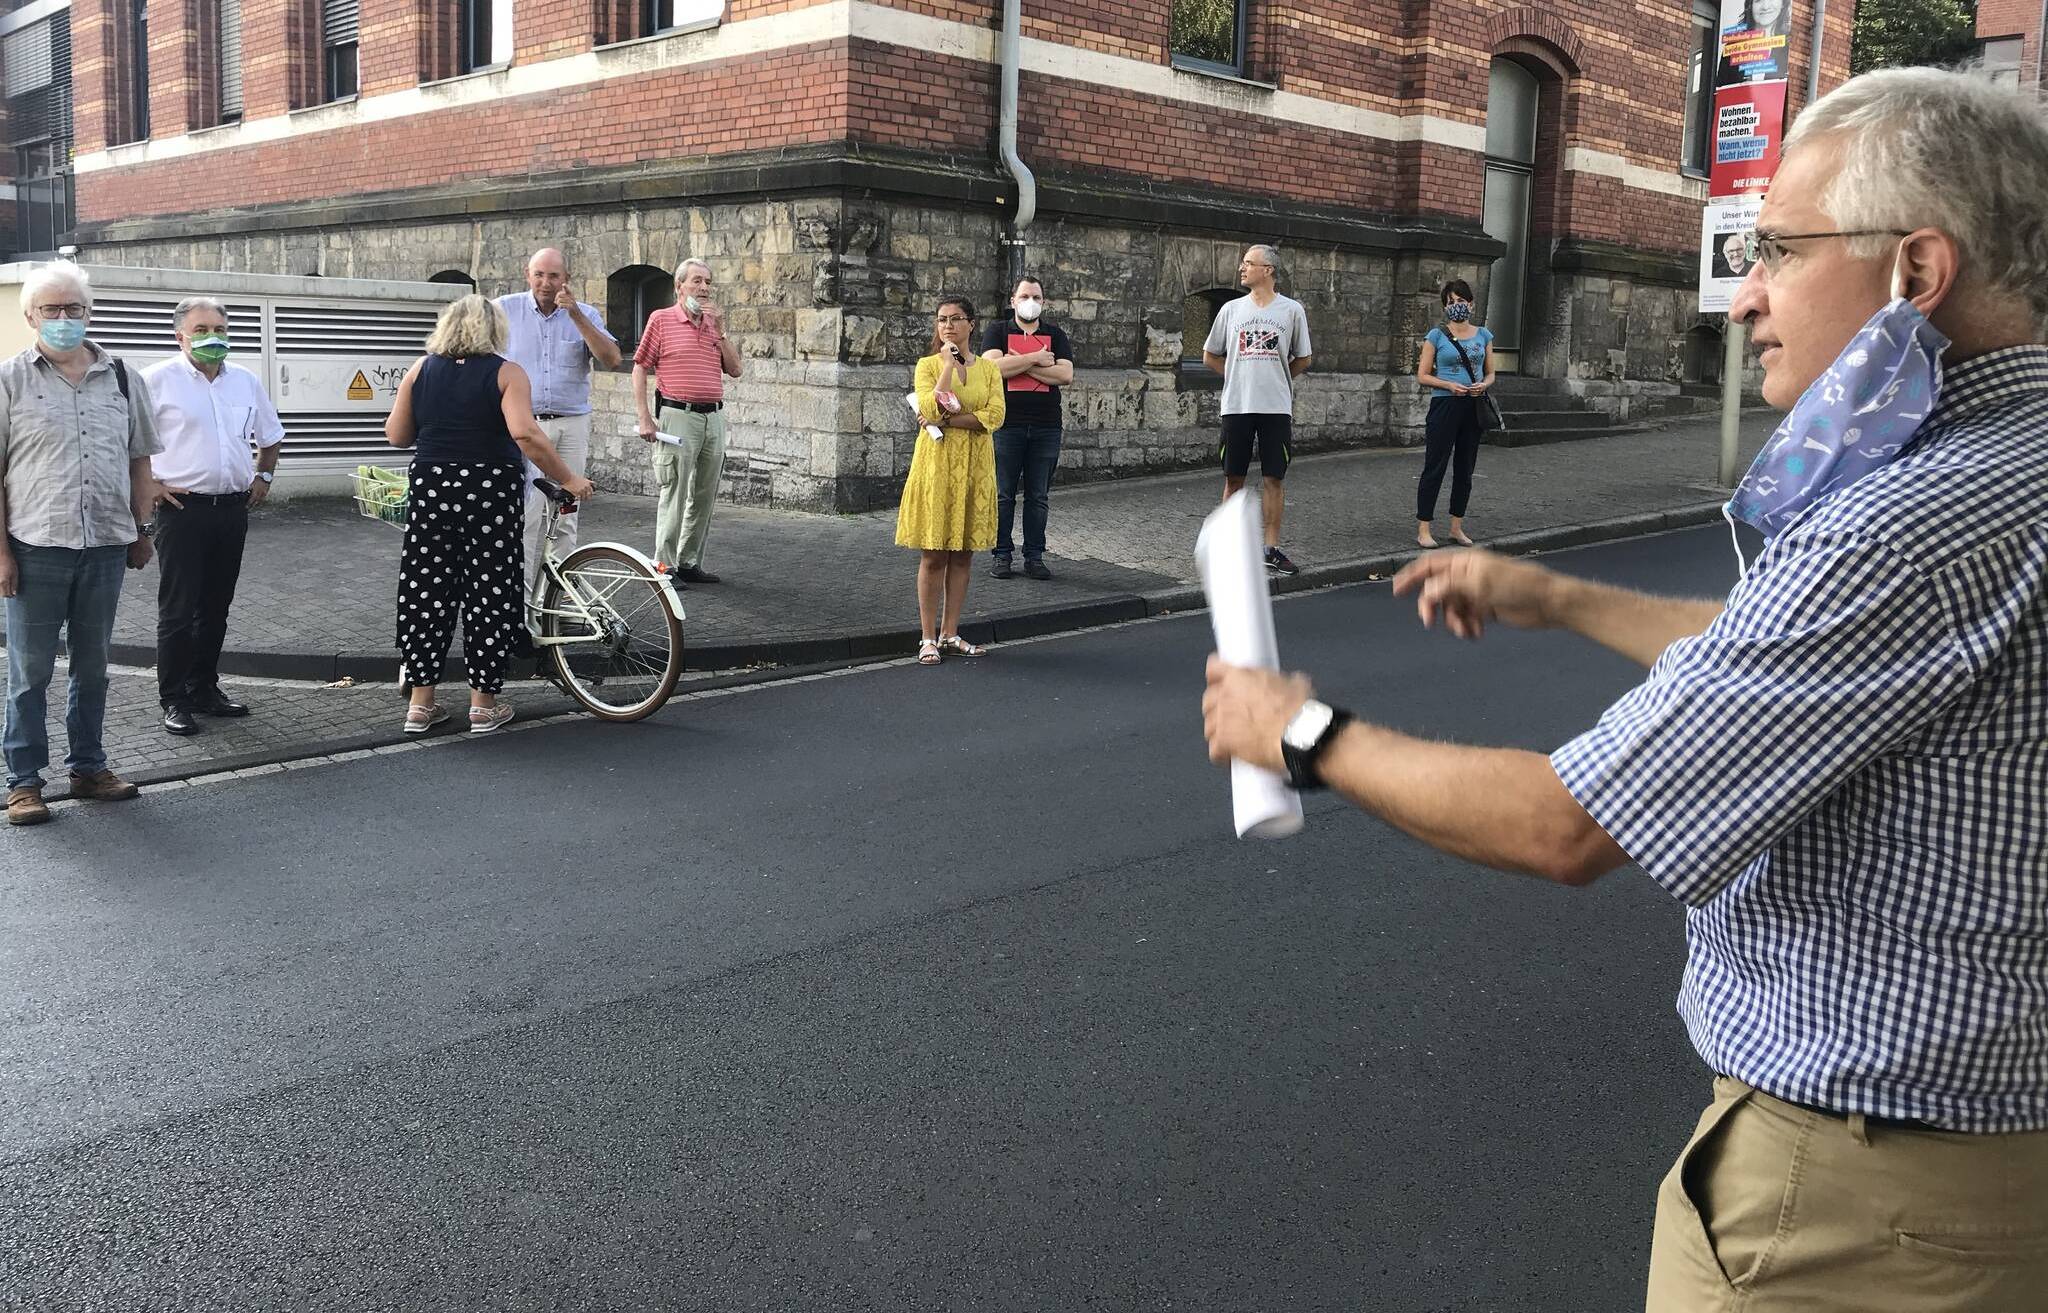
[
  {"left": 172, "top": 296, "right": 228, "bottom": 330},
  {"left": 674, "top": 258, "right": 712, "bottom": 283},
  {"left": 1246, "top": 244, "right": 1282, "bottom": 273},
  {"left": 20, "top": 261, "right": 91, "bottom": 317},
  {"left": 1786, "top": 67, "right": 2048, "bottom": 335},
  {"left": 423, "top": 294, "right": 509, "bottom": 358}
]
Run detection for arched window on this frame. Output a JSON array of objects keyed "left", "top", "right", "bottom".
[
  {"left": 607, "top": 264, "right": 675, "bottom": 354},
  {"left": 1181, "top": 287, "right": 1243, "bottom": 368},
  {"left": 1684, "top": 322, "right": 1723, "bottom": 386},
  {"left": 428, "top": 269, "right": 478, "bottom": 291}
]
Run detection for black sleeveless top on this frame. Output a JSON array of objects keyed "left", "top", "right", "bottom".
[{"left": 411, "top": 353, "right": 521, "bottom": 464}]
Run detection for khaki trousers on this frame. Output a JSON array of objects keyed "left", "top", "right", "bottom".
[
  {"left": 1647, "top": 1077, "right": 2048, "bottom": 1311},
  {"left": 651, "top": 405, "right": 726, "bottom": 571},
  {"left": 521, "top": 412, "right": 590, "bottom": 600}
]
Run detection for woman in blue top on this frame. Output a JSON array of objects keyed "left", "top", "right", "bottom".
[
  {"left": 385, "top": 295, "right": 594, "bottom": 736},
  {"left": 1413, "top": 279, "right": 1496, "bottom": 549}
]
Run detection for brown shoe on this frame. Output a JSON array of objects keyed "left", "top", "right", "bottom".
[
  {"left": 6, "top": 785, "right": 50, "bottom": 825},
  {"left": 68, "top": 769, "right": 140, "bottom": 802}
]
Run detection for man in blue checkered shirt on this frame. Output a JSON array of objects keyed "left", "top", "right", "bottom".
[{"left": 1205, "top": 69, "right": 2048, "bottom": 1310}]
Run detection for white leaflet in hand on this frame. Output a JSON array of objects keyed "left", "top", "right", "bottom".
[
  {"left": 1194, "top": 490, "right": 1304, "bottom": 840},
  {"left": 904, "top": 391, "right": 944, "bottom": 441},
  {"left": 651, "top": 431, "right": 689, "bottom": 448}
]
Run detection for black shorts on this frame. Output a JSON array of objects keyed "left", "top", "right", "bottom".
[{"left": 1220, "top": 413, "right": 1293, "bottom": 480}]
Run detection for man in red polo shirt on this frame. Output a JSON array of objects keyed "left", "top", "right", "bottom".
[{"left": 634, "top": 258, "right": 743, "bottom": 584}]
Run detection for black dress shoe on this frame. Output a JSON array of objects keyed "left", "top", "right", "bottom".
[
  {"left": 196, "top": 692, "right": 251, "bottom": 717},
  {"left": 1023, "top": 558, "right": 1053, "bottom": 580},
  {"left": 676, "top": 565, "right": 720, "bottom": 584},
  {"left": 163, "top": 706, "right": 202, "bottom": 736},
  {"left": 989, "top": 556, "right": 1015, "bottom": 579}
]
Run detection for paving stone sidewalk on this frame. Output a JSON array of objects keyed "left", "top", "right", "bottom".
[{"left": 7, "top": 411, "right": 1777, "bottom": 790}]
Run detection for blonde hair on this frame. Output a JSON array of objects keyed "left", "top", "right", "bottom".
[{"left": 424, "top": 294, "right": 508, "bottom": 358}]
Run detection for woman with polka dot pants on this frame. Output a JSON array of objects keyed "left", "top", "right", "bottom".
[{"left": 384, "top": 296, "right": 595, "bottom": 734}]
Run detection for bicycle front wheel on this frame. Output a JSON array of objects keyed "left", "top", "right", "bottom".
[{"left": 542, "top": 545, "right": 684, "bottom": 721}]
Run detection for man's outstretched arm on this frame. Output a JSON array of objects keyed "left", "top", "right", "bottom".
[
  {"left": 1202, "top": 661, "right": 1630, "bottom": 885},
  {"left": 1394, "top": 550, "right": 1724, "bottom": 669}
]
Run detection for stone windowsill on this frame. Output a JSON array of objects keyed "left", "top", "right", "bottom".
[
  {"left": 1168, "top": 58, "right": 1277, "bottom": 93},
  {"left": 422, "top": 62, "right": 511, "bottom": 92},
  {"left": 595, "top": 17, "right": 721, "bottom": 57},
  {"left": 288, "top": 95, "right": 359, "bottom": 126}
]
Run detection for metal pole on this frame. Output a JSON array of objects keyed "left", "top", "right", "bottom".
[
  {"left": 1718, "top": 318, "right": 1746, "bottom": 486},
  {"left": 1805, "top": 0, "right": 1828, "bottom": 110}
]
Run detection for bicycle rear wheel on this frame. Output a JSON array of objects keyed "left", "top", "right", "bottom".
[{"left": 541, "top": 545, "right": 684, "bottom": 721}]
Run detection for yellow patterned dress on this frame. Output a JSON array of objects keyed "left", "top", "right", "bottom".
[{"left": 895, "top": 353, "right": 1004, "bottom": 551}]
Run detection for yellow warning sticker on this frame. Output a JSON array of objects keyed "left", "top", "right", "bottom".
[{"left": 346, "top": 370, "right": 373, "bottom": 401}]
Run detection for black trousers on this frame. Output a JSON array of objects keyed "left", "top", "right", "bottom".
[
  {"left": 1418, "top": 395, "right": 1483, "bottom": 520},
  {"left": 155, "top": 494, "right": 250, "bottom": 709},
  {"left": 396, "top": 462, "right": 525, "bottom": 694}
]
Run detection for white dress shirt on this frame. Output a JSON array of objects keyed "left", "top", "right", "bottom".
[{"left": 142, "top": 357, "right": 286, "bottom": 494}]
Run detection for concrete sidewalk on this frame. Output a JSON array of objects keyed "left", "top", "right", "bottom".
[{"left": 6, "top": 408, "right": 1775, "bottom": 682}]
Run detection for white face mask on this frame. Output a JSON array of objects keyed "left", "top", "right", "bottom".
[
  {"left": 684, "top": 295, "right": 703, "bottom": 316},
  {"left": 1014, "top": 298, "right": 1043, "bottom": 322}
]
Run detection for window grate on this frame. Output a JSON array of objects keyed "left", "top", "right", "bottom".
[
  {"left": 88, "top": 297, "right": 264, "bottom": 353},
  {"left": 272, "top": 304, "right": 439, "bottom": 354}
]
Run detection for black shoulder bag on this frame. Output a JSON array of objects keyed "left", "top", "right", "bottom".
[{"left": 1446, "top": 332, "right": 1506, "bottom": 433}]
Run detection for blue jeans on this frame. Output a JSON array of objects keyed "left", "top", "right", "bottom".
[
  {"left": 992, "top": 424, "right": 1062, "bottom": 561},
  {"left": 4, "top": 540, "right": 127, "bottom": 789}
]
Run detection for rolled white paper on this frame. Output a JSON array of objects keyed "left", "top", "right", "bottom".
[{"left": 1195, "top": 490, "right": 1305, "bottom": 840}]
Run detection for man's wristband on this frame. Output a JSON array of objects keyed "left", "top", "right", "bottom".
[{"left": 1280, "top": 700, "right": 1354, "bottom": 792}]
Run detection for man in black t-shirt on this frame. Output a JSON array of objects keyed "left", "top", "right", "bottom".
[{"left": 979, "top": 276, "right": 1074, "bottom": 579}]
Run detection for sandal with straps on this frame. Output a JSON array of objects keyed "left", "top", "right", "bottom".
[
  {"left": 938, "top": 634, "right": 987, "bottom": 658},
  {"left": 917, "top": 638, "right": 943, "bottom": 666}
]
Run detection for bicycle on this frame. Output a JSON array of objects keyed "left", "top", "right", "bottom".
[{"left": 525, "top": 477, "right": 686, "bottom": 721}]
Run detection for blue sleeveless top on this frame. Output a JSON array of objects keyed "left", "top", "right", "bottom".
[
  {"left": 1424, "top": 326, "right": 1493, "bottom": 399},
  {"left": 411, "top": 353, "right": 521, "bottom": 464}
]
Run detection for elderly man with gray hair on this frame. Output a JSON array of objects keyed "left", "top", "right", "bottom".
[
  {"left": 142, "top": 296, "right": 285, "bottom": 736},
  {"left": 1203, "top": 68, "right": 2048, "bottom": 1306},
  {"left": 632, "top": 258, "right": 741, "bottom": 585},
  {"left": 0, "top": 263, "right": 160, "bottom": 825}
]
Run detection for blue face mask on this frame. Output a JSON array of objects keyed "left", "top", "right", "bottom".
[
  {"left": 1725, "top": 253, "right": 1947, "bottom": 564},
  {"left": 1444, "top": 302, "right": 1472, "bottom": 323},
  {"left": 38, "top": 316, "right": 86, "bottom": 351}
]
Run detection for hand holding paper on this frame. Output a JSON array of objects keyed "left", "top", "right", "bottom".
[{"left": 1195, "top": 490, "right": 1305, "bottom": 840}]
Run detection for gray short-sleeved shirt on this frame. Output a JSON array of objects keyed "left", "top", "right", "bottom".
[
  {"left": 1204, "top": 293, "right": 1312, "bottom": 416},
  {"left": 0, "top": 342, "right": 162, "bottom": 549}
]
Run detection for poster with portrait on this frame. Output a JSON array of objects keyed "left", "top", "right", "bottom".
[
  {"left": 1716, "top": 0, "right": 1792, "bottom": 86},
  {"left": 1699, "top": 196, "right": 1763, "bottom": 313},
  {"left": 1709, "top": 79, "right": 1787, "bottom": 200}
]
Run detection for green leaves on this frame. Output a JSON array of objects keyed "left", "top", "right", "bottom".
[
  {"left": 1851, "top": 0, "right": 1979, "bottom": 75},
  {"left": 1171, "top": 0, "right": 1240, "bottom": 68}
]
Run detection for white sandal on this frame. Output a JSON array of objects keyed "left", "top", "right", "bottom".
[
  {"left": 404, "top": 704, "right": 449, "bottom": 734},
  {"left": 938, "top": 634, "right": 987, "bottom": 658},
  {"left": 917, "top": 638, "right": 942, "bottom": 666}
]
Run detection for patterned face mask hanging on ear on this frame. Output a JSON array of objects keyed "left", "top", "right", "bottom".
[{"left": 1724, "top": 243, "right": 1948, "bottom": 570}]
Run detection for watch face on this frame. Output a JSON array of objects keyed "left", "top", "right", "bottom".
[{"left": 1284, "top": 699, "right": 1334, "bottom": 753}]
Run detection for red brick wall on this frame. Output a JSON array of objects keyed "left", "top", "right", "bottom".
[
  {"left": 75, "top": 0, "right": 1860, "bottom": 261},
  {"left": 1977, "top": 0, "right": 2042, "bottom": 87}
]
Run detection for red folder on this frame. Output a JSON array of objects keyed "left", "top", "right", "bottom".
[{"left": 1007, "top": 332, "right": 1051, "bottom": 392}]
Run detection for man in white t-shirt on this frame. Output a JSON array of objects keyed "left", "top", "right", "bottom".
[
  {"left": 1203, "top": 244, "right": 1313, "bottom": 574},
  {"left": 143, "top": 297, "right": 285, "bottom": 735}
]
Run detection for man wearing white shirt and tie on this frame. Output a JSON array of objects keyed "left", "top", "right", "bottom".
[
  {"left": 495, "top": 248, "right": 623, "bottom": 600},
  {"left": 143, "top": 297, "right": 285, "bottom": 735}
]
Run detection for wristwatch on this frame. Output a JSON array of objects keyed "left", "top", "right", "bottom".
[
  {"left": 1280, "top": 698, "right": 1354, "bottom": 791},
  {"left": 256, "top": 471, "right": 274, "bottom": 484}
]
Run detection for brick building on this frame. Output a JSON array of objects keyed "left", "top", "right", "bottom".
[
  {"left": 26, "top": 0, "right": 1852, "bottom": 509},
  {"left": 1977, "top": 0, "right": 2046, "bottom": 88}
]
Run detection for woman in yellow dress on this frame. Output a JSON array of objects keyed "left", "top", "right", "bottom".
[{"left": 897, "top": 295, "right": 1004, "bottom": 665}]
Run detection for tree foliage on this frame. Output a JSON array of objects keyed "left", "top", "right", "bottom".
[{"left": 1851, "top": 0, "right": 1980, "bottom": 74}]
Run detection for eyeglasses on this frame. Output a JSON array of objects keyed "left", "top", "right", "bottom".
[
  {"left": 935, "top": 315, "right": 970, "bottom": 325},
  {"left": 1739, "top": 229, "right": 1910, "bottom": 277},
  {"left": 32, "top": 303, "right": 86, "bottom": 320}
]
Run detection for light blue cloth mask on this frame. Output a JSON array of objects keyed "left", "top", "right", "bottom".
[{"left": 1725, "top": 261, "right": 1948, "bottom": 566}]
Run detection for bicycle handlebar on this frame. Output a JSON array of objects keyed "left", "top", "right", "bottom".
[{"left": 533, "top": 478, "right": 577, "bottom": 511}]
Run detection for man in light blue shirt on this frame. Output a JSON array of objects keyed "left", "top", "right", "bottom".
[{"left": 495, "top": 248, "right": 622, "bottom": 598}]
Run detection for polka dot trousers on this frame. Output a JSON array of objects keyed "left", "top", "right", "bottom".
[{"left": 396, "top": 462, "right": 526, "bottom": 694}]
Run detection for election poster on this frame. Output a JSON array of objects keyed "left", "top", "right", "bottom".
[
  {"left": 1699, "top": 196, "right": 1763, "bottom": 313},
  {"left": 1709, "top": 80, "right": 1787, "bottom": 199},
  {"left": 1716, "top": 0, "right": 1792, "bottom": 85}
]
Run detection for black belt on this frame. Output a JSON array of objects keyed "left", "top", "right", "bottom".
[
  {"left": 1770, "top": 1091, "right": 1941, "bottom": 1134},
  {"left": 656, "top": 395, "right": 722, "bottom": 414},
  {"left": 167, "top": 490, "right": 249, "bottom": 506},
  {"left": 534, "top": 411, "right": 579, "bottom": 422}
]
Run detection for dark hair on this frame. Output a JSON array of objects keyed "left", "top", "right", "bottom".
[
  {"left": 1013, "top": 275, "right": 1046, "bottom": 298},
  {"left": 929, "top": 295, "right": 977, "bottom": 355},
  {"left": 1440, "top": 279, "right": 1475, "bottom": 307}
]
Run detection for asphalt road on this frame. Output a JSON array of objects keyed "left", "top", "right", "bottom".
[{"left": 0, "top": 526, "right": 1745, "bottom": 1312}]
